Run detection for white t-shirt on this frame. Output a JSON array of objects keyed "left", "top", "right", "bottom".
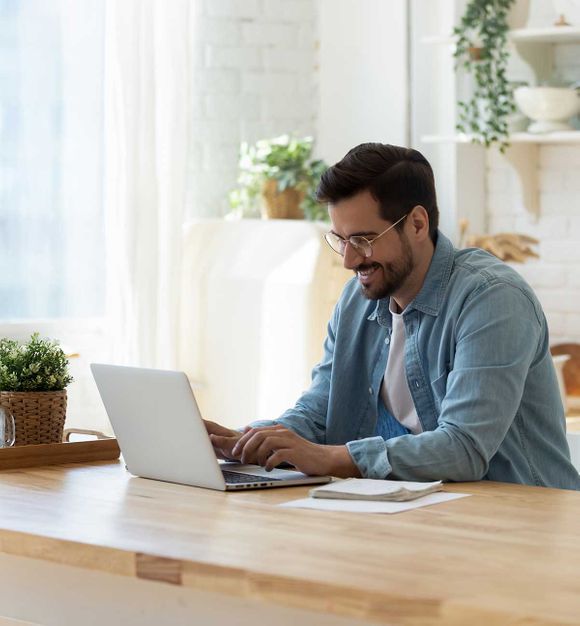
[{"left": 380, "top": 299, "right": 423, "bottom": 434}]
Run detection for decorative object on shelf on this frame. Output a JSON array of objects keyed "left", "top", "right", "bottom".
[
  {"left": 0, "top": 333, "right": 73, "bottom": 445},
  {"left": 554, "top": 13, "right": 571, "bottom": 25},
  {"left": 552, "top": 0, "right": 580, "bottom": 25},
  {"left": 459, "top": 219, "right": 539, "bottom": 262},
  {"left": 229, "top": 135, "right": 329, "bottom": 221},
  {"left": 453, "top": 0, "right": 517, "bottom": 152},
  {"left": 514, "top": 85, "right": 580, "bottom": 132}
]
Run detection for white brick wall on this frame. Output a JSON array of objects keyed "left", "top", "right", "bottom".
[
  {"left": 484, "top": 32, "right": 580, "bottom": 345},
  {"left": 189, "top": 0, "right": 318, "bottom": 219},
  {"left": 486, "top": 144, "right": 580, "bottom": 344}
]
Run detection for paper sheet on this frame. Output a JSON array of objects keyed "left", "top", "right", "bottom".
[{"left": 279, "top": 491, "right": 470, "bottom": 514}]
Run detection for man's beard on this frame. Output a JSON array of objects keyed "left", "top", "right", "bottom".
[{"left": 356, "top": 234, "right": 414, "bottom": 301}]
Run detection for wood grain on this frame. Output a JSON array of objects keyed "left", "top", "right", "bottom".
[
  {"left": 0, "top": 439, "right": 120, "bottom": 470},
  {"left": 0, "top": 463, "right": 579, "bottom": 624}
]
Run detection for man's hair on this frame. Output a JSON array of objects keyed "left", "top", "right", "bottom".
[{"left": 316, "top": 143, "right": 439, "bottom": 241}]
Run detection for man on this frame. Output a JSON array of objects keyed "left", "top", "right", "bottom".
[{"left": 207, "top": 143, "right": 580, "bottom": 489}]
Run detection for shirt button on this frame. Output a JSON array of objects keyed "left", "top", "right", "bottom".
[
  {"left": 384, "top": 337, "right": 390, "bottom": 345},
  {"left": 414, "top": 380, "right": 420, "bottom": 388},
  {"left": 368, "top": 387, "right": 373, "bottom": 395}
]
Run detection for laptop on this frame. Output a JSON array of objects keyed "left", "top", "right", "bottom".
[{"left": 90, "top": 363, "right": 332, "bottom": 491}]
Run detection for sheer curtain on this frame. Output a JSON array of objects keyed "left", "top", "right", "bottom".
[{"left": 104, "top": 0, "right": 193, "bottom": 368}]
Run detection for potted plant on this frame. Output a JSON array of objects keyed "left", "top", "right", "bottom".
[
  {"left": 229, "top": 135, "right": 329, "bottom": 221},
  {"left": 453, "top": 0, "right": 517, "bottom": 152},
  {"left": 0, "top": 333, "right": 73, "bottom": 445}
]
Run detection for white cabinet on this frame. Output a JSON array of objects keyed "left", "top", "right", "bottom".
[{"left": 178, "top": 219, "right": 352, "bottom": 428}]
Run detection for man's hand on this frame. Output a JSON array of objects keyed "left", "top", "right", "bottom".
[
  {"left": 204, "top": 420, "right": 243, "bottom": 461},
  {"left": 231, "top": 424, "right": 361, "bottom": 478}
]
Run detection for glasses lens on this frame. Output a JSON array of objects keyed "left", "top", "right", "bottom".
[
  {"left": 324, "top": 232, "right": 346, "bottom": 255},
  {"left": 349, "top": 237, "right": 371, "bottom": 258}
]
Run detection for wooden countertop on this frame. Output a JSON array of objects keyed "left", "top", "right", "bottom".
[{"left": 0, "top": 462, "right": 580, "bottom": 625}]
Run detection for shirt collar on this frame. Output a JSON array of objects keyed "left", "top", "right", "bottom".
[{"left": 367, "top": 230, "right": 454, "bottom": 321}]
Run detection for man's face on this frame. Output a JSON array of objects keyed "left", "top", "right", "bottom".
[{"left": 329, "top": 190, "right": 414, "bottom": 301}]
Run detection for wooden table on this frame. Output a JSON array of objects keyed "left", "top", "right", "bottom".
[{"left": 0, "top": 462, "right": 579, "bottom": 625}]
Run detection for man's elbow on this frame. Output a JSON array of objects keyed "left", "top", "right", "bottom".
[{"left": 444, "top": 443, "right": 489, "bottom": 482}]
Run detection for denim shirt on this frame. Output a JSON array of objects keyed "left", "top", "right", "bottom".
[{"left": 254, "top": 231, "right": 580, "bottom": 490}]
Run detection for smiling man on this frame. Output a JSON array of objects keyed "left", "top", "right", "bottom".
[{"left": 207, "top": 143, "right": 580, "bottom": 489}]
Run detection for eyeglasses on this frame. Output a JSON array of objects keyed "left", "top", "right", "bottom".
[{"left": 324, "top": 213, "right": 408, "bottom": 258}]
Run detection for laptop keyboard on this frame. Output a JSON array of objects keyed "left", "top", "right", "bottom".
[{"left": 222, "top": 470, "right": 282, "bottom": 484}]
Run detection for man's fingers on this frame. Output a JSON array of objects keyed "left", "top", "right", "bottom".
[
  {"left": 209, "top": 433, "right": 240, "bottom": 455},
  {"left": 255, "top": 436, "right": 287, "bottom": 466},
  {"left": 265, "top": 449, "right": 293, "bottom": 472},
  {"left": 204, "top": 420, "right": 237, "bottom": 437},
  {"left": 232, "top": 426, "right": 281, "bottom": 457},
  {"left": 209, "top": 434, "right": 231, "bottom": 447},
  {"left": 238, "top": 430, "right": 290, "bottom": 465}
]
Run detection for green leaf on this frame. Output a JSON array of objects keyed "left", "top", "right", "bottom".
[
  {"left": 453, "top": 0, "right": 516, "bottom": 150},
  {"left": 0, "top": 333, "right": 73, "bottom": 392}
]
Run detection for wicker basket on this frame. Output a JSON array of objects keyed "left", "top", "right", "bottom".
[
  {"left": 0, "top": 390, "right": 67, "bottom": 445},
  {"left": 261, "top": 179, "right": 305, "bottom": 219}
]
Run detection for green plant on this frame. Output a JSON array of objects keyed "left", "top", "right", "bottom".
[
  {"left": 228, "top": 134, "right": 329, "bottom": 221},
  {"left": 453, "top": 0, "right": 516, "bottom": 152},
  {"left": 0, "top": 333, "right": 73, "bottom": 392}
]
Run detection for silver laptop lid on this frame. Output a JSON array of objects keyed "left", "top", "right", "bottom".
[{"left": 91, "top": 363, "right": 227, "bottom": 490}]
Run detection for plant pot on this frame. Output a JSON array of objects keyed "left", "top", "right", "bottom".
[
  {"left": 261, "top": 179, "right": 305, "bottom": 219},
  {"left": 0, "top": 390, "right": 67, "bottom": 445},
  {"left": 468, "top": 46, "right": 483, "bottom": 61}
]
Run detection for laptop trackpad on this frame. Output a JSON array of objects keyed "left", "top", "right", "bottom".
[{"left": 222, "top": 463, "right": 309, "bottom": 481}]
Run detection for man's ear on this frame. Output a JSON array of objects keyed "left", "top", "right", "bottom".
[{"left": 408, "top": 205, "right": 430, "bottom": 241}]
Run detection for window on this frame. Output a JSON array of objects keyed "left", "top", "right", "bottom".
[{"left": 0, "top": 0, "right": 105, "bottom": 320}]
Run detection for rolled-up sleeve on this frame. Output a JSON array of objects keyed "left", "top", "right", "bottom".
[{"left": 346, "top": 436, "right": 392, "bottom": 478}]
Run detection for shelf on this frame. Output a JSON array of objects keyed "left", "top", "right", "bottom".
[
  {"left": 509, "top": 26, "right": 580, "bottom": 43},
  {"left": 510, "top": 131, "right": 580, "bottom": 142},
  {"left": 418, "top": 11, "right": 580, "bottom": 224},
  {"left": 422, "top": 26, "right": 580, "bottom": 45},
  {"left": 421, "top": 132, "right": 580, "bottom": 217},
  {"left": 421, "top": 131, "right": 580, "bottom": 144}
]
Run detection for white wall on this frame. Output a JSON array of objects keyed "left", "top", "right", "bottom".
[{"left": 317, "top": 0, "right": 409, "bottom": 164}]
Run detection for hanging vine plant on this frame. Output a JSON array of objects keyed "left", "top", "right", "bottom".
[{"left": 453, "top": 0, "right": 516, "bottom": 152}]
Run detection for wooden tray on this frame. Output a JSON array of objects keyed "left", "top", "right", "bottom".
[{"left": 0, "top": 438, "right": 121, "bottom": 470}]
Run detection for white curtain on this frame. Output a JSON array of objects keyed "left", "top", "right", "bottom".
[{"left": 103, "top": 0, "right": 193, "bottom": 368}]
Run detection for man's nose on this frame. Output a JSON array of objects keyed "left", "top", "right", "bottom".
[{"left": 343, "top": 242, "right": 365, "bottom": 270}]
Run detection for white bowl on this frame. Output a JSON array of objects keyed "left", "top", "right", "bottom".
[{"left": 514, "top": 86, "right": 580, "bottom": 133}]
